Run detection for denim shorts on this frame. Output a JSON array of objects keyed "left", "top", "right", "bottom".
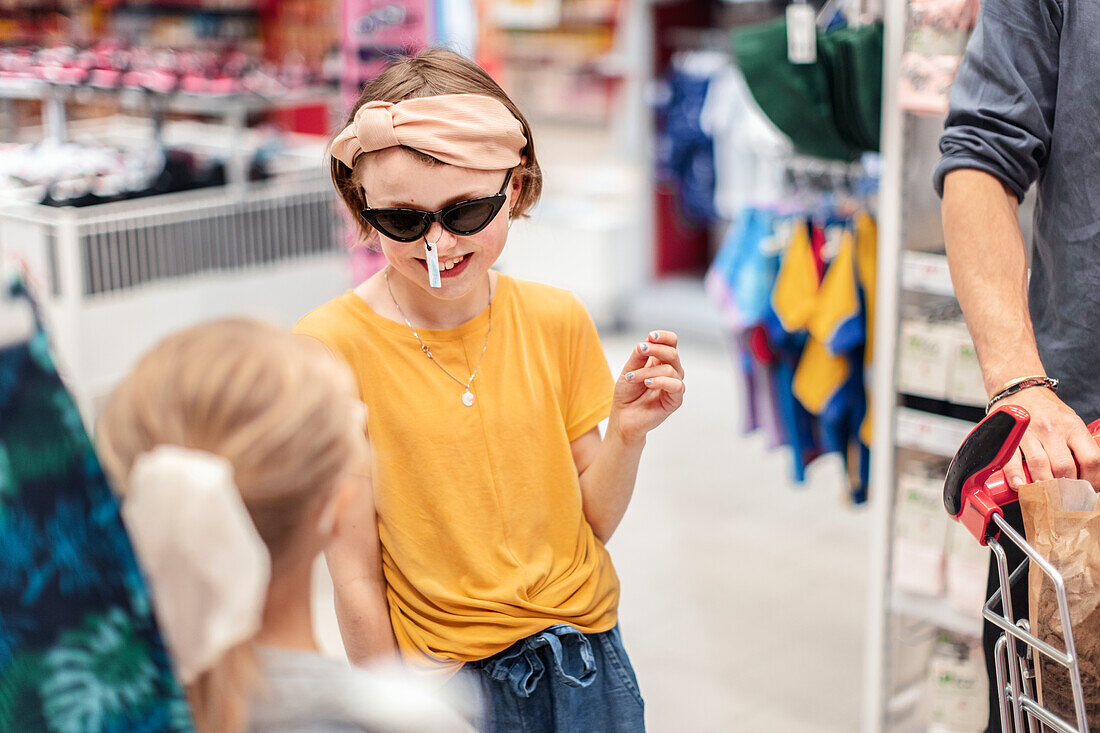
[{"left": 457, "top": 624, "right": 646, "bottom": 733}]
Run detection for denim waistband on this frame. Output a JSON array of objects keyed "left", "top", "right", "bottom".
[{"left": 472, "top": 624, "right": 598, "bottom": 698}]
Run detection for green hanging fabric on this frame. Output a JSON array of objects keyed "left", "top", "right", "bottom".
[
  {"left": 733, "top": 18, "right": 883, "bottom": 161},
  {"left": 821, "top": 21, "right": 884, "bottom": 152}
]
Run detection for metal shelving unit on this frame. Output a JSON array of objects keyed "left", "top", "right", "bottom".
[
  {"left": 890, "top": 589, "right": 982, "bottom": 640},
  {"left": 862, "top": 2, "right": 988, "bottom": 730},
  {"left": 0, "top": 80, "right": 337, "bottom": 189},
  {"left": 1, "top": 80, "right": 348, "bottom": 422}
]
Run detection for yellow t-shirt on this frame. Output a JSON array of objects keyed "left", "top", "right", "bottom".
[{"left": 294, "top": 275, "right": 620, "bottom": 676}]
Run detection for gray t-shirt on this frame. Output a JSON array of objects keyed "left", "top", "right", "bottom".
[
  {"left": 248, "top": 648, "right": 475, "bottom": 733},
  {"left": 934, "top": 0, "right": 1100, "bottom": 421}
]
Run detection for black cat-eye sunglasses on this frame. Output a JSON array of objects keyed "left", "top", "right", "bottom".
[{"left": 360, "top": 170, "right": 512, "bottom": 243}]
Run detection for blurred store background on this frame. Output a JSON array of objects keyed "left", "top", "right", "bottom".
[{"left": 0, "top": 0, "right": 1005, "bottom": 730}]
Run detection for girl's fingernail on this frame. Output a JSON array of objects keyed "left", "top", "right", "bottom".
[
  {"left": 651, "top": 331, "right": 659, "bottom": 340},
  {"left": 640, "top": 343, "right": 648, "bottom": 352},
  {"left": 626, "top": 372, "right": 634, "bottom": 381},
  {"left": 645, "top": 378, "right": 653, "bottom": 386}
]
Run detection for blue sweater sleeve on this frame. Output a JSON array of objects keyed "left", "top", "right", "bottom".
[{"left": 933, "top": 0, "right": 1062, "bottom": 201}]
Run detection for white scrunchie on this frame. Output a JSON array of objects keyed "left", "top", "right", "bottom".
[{"left": 123, "top": 446, "right": 271, "bottom": 684}]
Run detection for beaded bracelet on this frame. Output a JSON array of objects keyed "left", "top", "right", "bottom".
[{"left": 985, "top": 375, "right": 1060, "bottom": 415}]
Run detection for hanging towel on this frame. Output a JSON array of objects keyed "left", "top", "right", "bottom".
[
  {"left": 855, "top": 213, "right": 878, "bottom": 447},
  {"left": 733, "top": 19, "right": 884, "bottom": 161},
  {"left": 771, "top": 219, "right": 821, "bottom": 333},
  {"left": 0, "top": 274, "right": 194, "bottom": 732}
]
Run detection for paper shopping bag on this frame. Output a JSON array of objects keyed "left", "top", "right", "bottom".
[{"left": 1019, "top": 479, "right": 1100, "bottom": 730}]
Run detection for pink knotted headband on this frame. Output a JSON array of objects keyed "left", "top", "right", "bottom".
[{"left": 331, "top": 93, "right": 527, "bottom": 171}]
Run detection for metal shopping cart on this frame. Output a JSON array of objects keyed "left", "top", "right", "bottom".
[{"left": 943, "top": 405, "right": 1096, "bottom": 733}]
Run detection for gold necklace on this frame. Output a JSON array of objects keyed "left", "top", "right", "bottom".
[{"left": 384, "top": 268, "right": 492, "bottom": 407}]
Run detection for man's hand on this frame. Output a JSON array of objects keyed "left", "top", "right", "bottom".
[
  {"left": 939, "top": 169, "right": 1100, "bottom": 488},
  {"left": 996, "top": 387, "right": 1100, "bottom": 489}
]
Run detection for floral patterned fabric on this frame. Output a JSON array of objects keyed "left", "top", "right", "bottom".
[{"left": 0, "top": 275, "right": 194, "bottom": 732}]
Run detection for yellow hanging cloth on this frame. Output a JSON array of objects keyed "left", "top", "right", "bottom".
[
  {"left": 808, "top": 228, "right": 861, "bottom": 347},
  {"left": 855, "top": 213, "right": 877, "bottom": 446},
  {"left": 771, "top": 219, "right": 820, "bottom": 333},
  {"left": 793, "top": 338, "right": 851, "bottom": 414},
  {"left": 793, "top": 229, "right": 856, "bottom": 414}
]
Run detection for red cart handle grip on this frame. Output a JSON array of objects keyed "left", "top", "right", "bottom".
[{"left": 944, "top": 406, "right": 1100, "bottom": 545}]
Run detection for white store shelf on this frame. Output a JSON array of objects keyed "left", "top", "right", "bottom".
[
  {"left": 0, "top": 79, "right": 337, "bottom": 115},
  {"left": 891, "top": 589, "right": 983, "bottom": 640},
  {"left": 901, "top": 251, "right": 954, "bottom": 297},
  {"left": 895, "top": 407, "right": 975, "bottom": 458},
  {"left": 887, "top": 680, "right": 924, "bottom": 715}
]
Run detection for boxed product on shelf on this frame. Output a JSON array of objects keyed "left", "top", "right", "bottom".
[
  {"left": 924, "top": 632, "right": 988, "bottom": 733},
  {"left": 888, "top": 618, "right": 938, "bottom": 701},
  {"left": 893, "top": 465, "right": 950, "bottom": 596},
  {"left": 898, "top": 0, "right": 977, "bottom": 117},
  {"left": 898, "top": 318, "right": 951, "bottom": 400},
  {"left": 945, "top": 326, "right": 986, "bottom": 408},
  {"left": 945, "top": 520, "right": 990, "bottom": 620}
]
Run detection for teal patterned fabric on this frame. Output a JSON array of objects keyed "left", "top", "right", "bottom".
[{"left": 0, "top": 274, "right": 194, "bottom": 732}]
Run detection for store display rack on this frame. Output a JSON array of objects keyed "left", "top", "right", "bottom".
[
  {"left": 862, "top": 1, "right": 989, "bottom": 730},
  {"left": 0, "top": 79, "right": 337, "bottom": 188},
  {"left": 1, "top": 76, "right": 347, "bottom": 424},
  {"left": 1, "top": 154, "right": 348, "bottom": 425}
]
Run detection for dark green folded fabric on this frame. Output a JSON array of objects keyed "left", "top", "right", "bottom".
[
  {"left": 733, "top": 18, "right": 883, "bottom": 161},
  {"left": 822, "top": 21, "right": 883, "bottom": 152}
]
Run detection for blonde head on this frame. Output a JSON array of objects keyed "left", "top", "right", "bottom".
[{"left": 97, "top": 318, "right": 366, "bottom": 733}]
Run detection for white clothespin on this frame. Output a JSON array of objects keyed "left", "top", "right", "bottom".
[{"left": 425, "top": 239, "right": 442, "bottom": 288}]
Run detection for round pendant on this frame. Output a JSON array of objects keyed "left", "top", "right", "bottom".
[{"left": 462, "top": 390, "right": 476, "bottom": 407}]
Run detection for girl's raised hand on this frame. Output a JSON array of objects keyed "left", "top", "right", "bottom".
[{"left": 610, "top": 330, "right": 685, "bottom": 444}]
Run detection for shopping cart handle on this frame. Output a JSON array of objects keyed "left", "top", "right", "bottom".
[
  {"left": 944, "top": 407, "right": 1100, "bottom": 544},
  {"left": 943, "top": 406, "right": 1030, "bottom": 545}
]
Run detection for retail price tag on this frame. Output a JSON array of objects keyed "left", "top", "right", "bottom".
[
  {"left": 787, "top": 2, "right": 817, "bottom": 65},
  {"left": 425, "top": 240, "right": 442, "bottom": 288}
]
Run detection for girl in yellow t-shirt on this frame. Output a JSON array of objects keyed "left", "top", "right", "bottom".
[{"left": 295, "top": 48, "right": 684, "bottom": 733}]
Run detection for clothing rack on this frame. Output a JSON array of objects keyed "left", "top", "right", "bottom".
[{"left": 781, "top": 153, "right": 872, "bottom": 196}]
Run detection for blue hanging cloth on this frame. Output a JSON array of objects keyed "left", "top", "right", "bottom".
[{"left": 0, "top": 274, "right": 194, "bottom": 732}]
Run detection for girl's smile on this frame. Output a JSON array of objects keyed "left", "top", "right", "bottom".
[{"left": 417, "top": 251, "right": 474, "bottom": 277}]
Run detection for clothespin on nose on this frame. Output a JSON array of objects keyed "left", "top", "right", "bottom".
[{"left": 425, "top": 239, "right": 442, "bottom": 288}]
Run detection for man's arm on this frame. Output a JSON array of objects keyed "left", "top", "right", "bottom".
[
  {"left": 325, "top": 473, "right": 398, "bottom": 664},
  {"left": 942, "top": 169, "right": 1100, "bottom": 487}
]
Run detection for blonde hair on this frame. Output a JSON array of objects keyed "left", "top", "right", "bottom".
[
  {"left": 331, "top": 47, "right": 543, "bottom": 244},
  {"left": 97, "top": 318, "right": 366, "bottom": 733}
]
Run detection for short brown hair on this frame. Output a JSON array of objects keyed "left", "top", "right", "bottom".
[{"left": 330, "top": 48, "right": 542, "bottom": 244}]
